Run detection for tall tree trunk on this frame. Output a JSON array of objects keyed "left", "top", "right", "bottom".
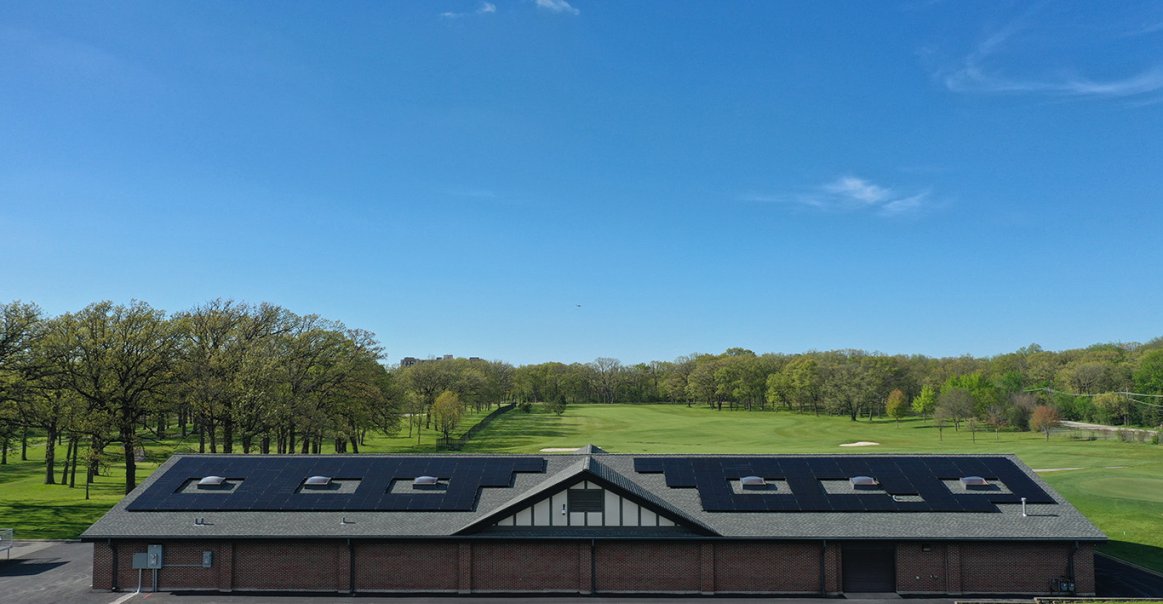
[
  {"left": 261, "top": 435, "right": 270, "bottom": 455},
  {"left": 1, "top": 436, "right": 7, "bottom": 464},
  {"left": 89, "top": 435, "right": 103, "bottom": 478},
  {"left": 121, "top": 418, "right": 138, "bottom": 494},
  {"left": 69, "top": 436, "right": 79, "bottom": 488},
  {"left": 21, "top": 426, "right": 29, "bottom": 461},
  {"left": 44, "top": 425, "right": 58, "bottom": 484},
  {"left": 60, "top": 437, "right": 73, "bottom": 484},
  {"left": 221, "top": 398, "right": 234, "bottom": 453}
]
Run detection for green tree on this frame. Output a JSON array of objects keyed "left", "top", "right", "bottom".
[
  {"left": 1093, "top": 391, "right": 1132, "bottom": 426},
  {"left": 431, "top": 390, "right": 463, "bottom": 445},
  {"left": 885, "top": 388, "right": 908, "bottom": 424},
  {"left": 911, "top": 384, "right": 937, "bottom": 420},
  {"left": 41, "top": 301, "right": 181, "bottom": 494},
  {"left": 549, "top": 393, "right": 567, "bottom": 416},
  {"left": 1134, "top": 349, "right": 1163, "bottom": 395}
]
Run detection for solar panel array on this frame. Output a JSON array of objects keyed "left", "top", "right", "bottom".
[
  {"left": 633, "top": 456, "right": 1054, "bottom": 513},
  {"left": 127, "top": 457, "right": 547, "bottom": 512}
]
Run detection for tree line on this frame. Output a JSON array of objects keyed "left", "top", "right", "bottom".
[
  {"left": 4, "top": 298, "right": 1162, "bottom": 496},
  {"left": 0, "top": 299, "right": 406, "bottom": 495},
  {"left": 510, "top": 344, "right": 1163, "bottom": 433}
]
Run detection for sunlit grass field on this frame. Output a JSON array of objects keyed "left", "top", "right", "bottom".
[
  {"left": 465, "top": 403, "right": 1163, "bottom": 572},
  {"left": 2, "top": 403, "right": 1160, "bottom": 573}
]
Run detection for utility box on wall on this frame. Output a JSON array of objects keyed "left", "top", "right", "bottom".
[{"left": 147, "top": 544, "right": 163, "bottom": 569}]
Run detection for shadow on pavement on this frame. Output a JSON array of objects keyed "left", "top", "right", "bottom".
[{"left": 0, "top": 557, "right": 69, "bottom": 577}]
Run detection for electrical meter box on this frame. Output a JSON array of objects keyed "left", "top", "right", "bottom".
[{"left": 146, "top": 544, "right": 163, "bottom": 569}]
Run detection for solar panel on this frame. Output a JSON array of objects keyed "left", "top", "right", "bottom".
[
  {"left": 632, "top": 456, "right": 1055, "bottom": 514},
  {"left": 128, "top": 456, "right": 548, "bottom": 512}
]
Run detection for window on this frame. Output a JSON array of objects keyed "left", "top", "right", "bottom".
[{"left": 567, "top": 489, "right": 604, "bottom": 513}]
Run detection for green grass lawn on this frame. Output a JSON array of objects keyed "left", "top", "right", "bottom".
[
  {"left": 466, "top": 403, "right": 1163, "bottom": 572},
  {"left": 0, "top": 406, "right": 496, "bottom": 539}
]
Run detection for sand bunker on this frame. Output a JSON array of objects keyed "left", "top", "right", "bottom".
[
  {"left": 540, "top": 447, "right": 580, "bottom": 453},
  {"left": 1033, "top": 467, "right": 1082, "bottom": 473},
  {"left": 839, "top": 441, "right": 880, "bottom": 447}
]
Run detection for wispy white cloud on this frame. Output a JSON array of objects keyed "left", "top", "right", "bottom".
[
  {"left": 742, "top": 176, "right": 932, "bottom": 218},
  {"left": 441, "top": 2, "right": 497, "bottom": 19},
  {"left": 940, "top": 15, "right": 1163, "bottom": 101},
  {"left": 536, "top": 0, "right": 580, "bottom": 16}
]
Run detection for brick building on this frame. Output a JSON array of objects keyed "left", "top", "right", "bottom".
[{"left": 83, "top": 446, "right": 1103, "bottom": 595}]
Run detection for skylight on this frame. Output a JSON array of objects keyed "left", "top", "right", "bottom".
[
  {"left": 304, "top": 476, "right": 332, "bottom": 487},
  {"left": 849, "top": 475, "right": 878, "bottom": 487},
  {"left": 960, "top": 476, "right": 989, "bottom": 487},
  {"left": 740, "top": 475, "right": 766, "bottom": 488},
  {"left": 197, "top": 476, "right": 226, "bottom": 487}
]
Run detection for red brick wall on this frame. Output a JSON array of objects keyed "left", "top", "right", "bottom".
[
  {"left": 470, "top": 541, "right": 580, "bottom": 592},
  {"left": 353, "top": 541, "right": 458, "bottom": 591},
  {"left": 714, "top": 541, "right": 821, "bottom": 593},
  {"left": 233, "top": 541, "right": 345, "bottom": 592},
  {"left": 896, "top": 542, "right": 948, "bottom": 594},
  {"left": 99, "top": 540, "right": 229, "bottom": 592},
  {"left": 960, "top": 541, "right": 1094, "bottom": 595},
  {"left": 92, "top": 542, "right": 114, "bottom": 590},
  {"left": 594, "top": 541, "right": 700, "bottom": 593},
  {"left": 90, "top": 538, "right": 1097, "bottom": 595}
]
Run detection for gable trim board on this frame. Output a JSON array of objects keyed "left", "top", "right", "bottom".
[{"left": 84, "top": 449, "right": 1104, "bottom": 596}]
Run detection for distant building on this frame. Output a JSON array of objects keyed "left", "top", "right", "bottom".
[{"left": 399, "top": 354, "right": 474, "bottom": 368}]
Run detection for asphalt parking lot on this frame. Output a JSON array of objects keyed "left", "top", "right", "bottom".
[{"left": 2, "top": 541, "right": 1160, "bottom": 604}]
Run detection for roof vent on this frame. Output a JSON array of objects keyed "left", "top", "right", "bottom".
[
  {"left": 960, "top": 476, "right": 989, "bottom": 487},
  {"left": 197, "top": 476, "right": 226, "bottom": 488},
  {"left": 850, "top": 475, "right": 878, "bottom": 487},
  {"left": 304, "top": 476, "right": 332, "bottom": 488},
  {"left": 413, "top": 475, "right": 439, "bottom": 487},
  {"left": 740, "top": 475, "right": 766, "bottom": 488}
]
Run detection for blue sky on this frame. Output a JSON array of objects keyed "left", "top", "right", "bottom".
[{"left": 2, "top": 1, "right": 1162, "bottom": 365}]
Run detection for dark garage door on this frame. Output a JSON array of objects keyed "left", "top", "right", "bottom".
[{"left": 842, "top": 543, "right": 896, "bottom": 593}]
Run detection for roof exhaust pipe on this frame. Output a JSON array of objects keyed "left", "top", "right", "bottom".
[{"left": 1021, "top": 497, "right": 1027, "bottom": 517}]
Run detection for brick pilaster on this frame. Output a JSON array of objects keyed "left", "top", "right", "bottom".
[
  {"left": 217, "top": 542, "right": 234, "bottom": 591},
  {"left": 458, "top": 543, "right": 472, "bottom": 594},
  {"left": 578, "top": 542, "right": 593, "bottom": 594},
  {"left": 946, "top": 542, "right": 962, "bottom": 595},
  {"left": 699, "top": 542, "right": 715, "bottom": 594}
]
